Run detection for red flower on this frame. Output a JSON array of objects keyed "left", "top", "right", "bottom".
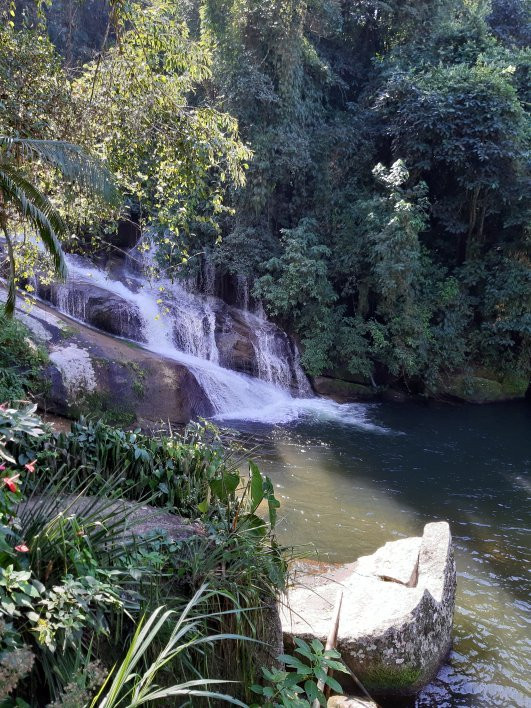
[
  {"left": 0, "top": 465, "right": 5, "bottom": 472},
  {"left": 15, "top": 544, "right": 29, "bottom": 553},
  {"left": 3, "top": 475, "right": 20, "bottom": 493},
  {"left": 24, "top": 460, "right": 36, "bottom": 474}
]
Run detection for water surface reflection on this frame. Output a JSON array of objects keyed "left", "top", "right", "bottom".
[{"left": 230, "top": 401, "right": 530, "bottom": 707}]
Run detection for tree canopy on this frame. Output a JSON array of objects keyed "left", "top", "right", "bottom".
[{"left": 1, "top": 0, "right": 529, "bottom": 392}]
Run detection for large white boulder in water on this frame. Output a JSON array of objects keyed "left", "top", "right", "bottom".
[{"left": 281, "top": 522, "right": 456, "bottom": 697}]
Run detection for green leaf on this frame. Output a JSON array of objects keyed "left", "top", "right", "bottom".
[
  {"left": 324, "top": 659, "right": 349, "bottom": 674},
  {"left": 278, "top": 655, "right": 309, "bottom": 673},
  {"left": 197, "top": 499, "right": 209, "bottom": 514},
  {"left": 325, "top": 675, "right": 343, "bottom": 693},
  {"left": 238, "top": 513, "right": 267, "bottom": 538},
  {"left": 294, "top": 638, "right": 314, "bottom": 661},
  {"left": 249, "top": 462, "right": 264, "bottom": 512},
  {"left": 209, "top": 472, "right": 240, "bottom": 501},
  {"left": 323, "top": 648, "right": 342, "bottom": 659},
  {"left": 314, "top": 667, "right": 328, "bottom": 684},
  {"left": 310, "top": 638, "right": 324, "bottom": 654},
  {"left": 304, "top": 679, "right": 318, "bottom": 703}
]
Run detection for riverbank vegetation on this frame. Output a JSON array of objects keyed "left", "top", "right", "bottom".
[
  {"left": 0, "top": 404, "right": 296, "bottom": 705},
  {"left": 1, "top": 0, "right": 529, "bottom": 397}
]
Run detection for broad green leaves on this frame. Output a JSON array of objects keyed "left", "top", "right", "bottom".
[{"left": 251, "top": 637, "right": 349, "bottom": 707}]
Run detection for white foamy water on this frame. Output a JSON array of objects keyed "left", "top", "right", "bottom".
[{"left": 44, "top": 253, "right": 386, "bottom": 429}]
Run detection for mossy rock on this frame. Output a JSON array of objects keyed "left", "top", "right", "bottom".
[
  {"left": 312, "top": 376, "right": 377, "bottom": 402},
  {"left": 360, "top": 663, "right": 423, "bottom": 693},
  {"left": 500, "top": 374, "right": 528, "bottom": 398},
  {"left": 441, "top": 374, "right": 528, "bottom": 403}
]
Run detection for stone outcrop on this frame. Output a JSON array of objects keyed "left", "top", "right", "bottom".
[
  {"left": 38, "top": 271, "right": 306, "bottom": 392},
  {"left": 282, "top": 522, "right": 456, "bottom": 697},
  {"left": 312, "top": 376, "right": 378, "bottom": 402},
  {"left": 17, "top": 496, "right": 206, "bottom": 543},
  {"left": 40, "top": 282, "right": 146, "bottom": 342},
  {"left": 15, "top": 299, "right": 212, "bottom": 426},
  {"left": 439, "top": 373, "right": 529, "bottom": 404},
  {"left": 215, "top": 305, "right": 259, "bottom": 376}
]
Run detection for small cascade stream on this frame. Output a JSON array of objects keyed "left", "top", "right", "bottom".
[{"left": 40, "top": 251, "right": 379, "bottom": 427}]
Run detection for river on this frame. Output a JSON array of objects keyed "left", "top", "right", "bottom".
[{"left": 231, "top": 400, "right": 530, "bottom": 707}]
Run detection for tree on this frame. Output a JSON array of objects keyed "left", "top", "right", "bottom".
[
  {"left": 0, "top": 136, "right": 119, "bottom": 315},
  {"left": 375, "top": 62, "right": 528, "bottom": 263},
  {"left": 73, "top": 0, "right": 251, "bottom": 267}
]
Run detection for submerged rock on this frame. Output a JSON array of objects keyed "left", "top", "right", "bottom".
[{"left": 282, "top": 522, "right": 456, "bottom": 697}]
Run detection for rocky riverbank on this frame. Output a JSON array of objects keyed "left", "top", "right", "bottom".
[{"left": 312, "top": 372, "right": 529, "bottom": 405}]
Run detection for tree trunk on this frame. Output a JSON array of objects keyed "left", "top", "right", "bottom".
[{"left": 0, "top": 204, "right": 16, "bottom": 316}]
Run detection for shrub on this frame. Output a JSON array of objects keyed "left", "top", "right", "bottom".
[
  {"left": 0, "top": 315, "right": 48, "bottom": 404},
  {"left": 1, "top": 410, "right": 288, "bottom": 705}
]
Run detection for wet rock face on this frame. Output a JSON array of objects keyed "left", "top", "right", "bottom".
[
  {"left": 18, "top": 302, "right": 212, "bottom": 426},
  {"left": 84, "top": 294, "right": 145, "bottom": 341},
  {"left": 215, "top": 305, "right": 259, "bottom": 376},
  {"left": 282, "top": 522, "right": 457, "bottom": 697},
  {"left": 42, "top": 282, "right": 146, "bottom": 342}
]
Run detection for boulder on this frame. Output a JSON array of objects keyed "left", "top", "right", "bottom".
[
  {"left": 17, "top": 496, "right": 206, "bottom": 543},
  {"left": 312, "top": 377, "right": 377, "bottom": 402},
  {"left": 215, "top": 304, "right": 307, "bottom": 391},
  {"left": 439, "top": 373, "right": 528, "bottom": 403},
  {"left": 281, "top": 522, "right": 456, "bottom": 697},
  {"left": 328, "top": 698, "right": 377, "bottom": 707},
  {"left": 215, "top": 305, "right": 258, "bottom": 376},
  {"left": 42, "top": 281, "right": 146, "bottom": 342},
  {"left": 84, "top": 293, "right": 145, "bottom": 341},
  {"left": 15, "top": 298, "right": 213, "bottom": 426}
]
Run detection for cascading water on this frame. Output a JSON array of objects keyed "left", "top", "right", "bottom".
[{"left": 39, "top": 250, "right": 380, "bottom": 428}]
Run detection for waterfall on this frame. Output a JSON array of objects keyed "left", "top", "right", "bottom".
[{"left": 39, "top": 251, "right": 375, "bottom": 426}]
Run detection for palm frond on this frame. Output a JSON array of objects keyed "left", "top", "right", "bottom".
[
  {"left": 0, "top": 137, "right": 120, "bottom": 205},
  {"left": 0, "top": 165, "right": 67, "bottom": 279}
]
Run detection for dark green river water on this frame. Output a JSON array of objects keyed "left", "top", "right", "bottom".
[{"left": 232, "top": 400, "right": 530, "bottom": 707}]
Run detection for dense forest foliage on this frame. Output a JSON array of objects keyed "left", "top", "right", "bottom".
[{"left": 1, "top": 0, "right": 530, "bottom": 395}]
